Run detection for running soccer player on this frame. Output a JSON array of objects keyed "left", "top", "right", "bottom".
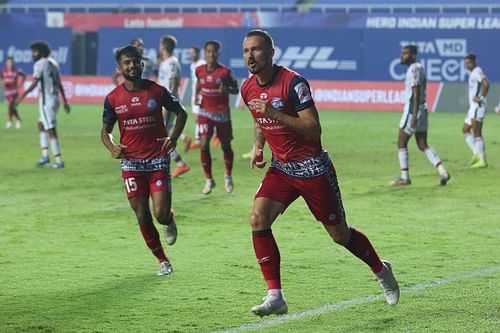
[
  {"left": 195, "top": 40, "right": 239, "bottom": 194},
  {"left": 241, "top": 29, "right": 399, "bottom": 316},
  {"left": 0, "top": 57, "right": 25, "bottom": 129},
  {"left": 101, "top": 45, "right": 186, "bottom": 276},
  {"left": 184, "top": 45, "right": 206, "bottom": 152},
  {"left": 158, "top": 35, "right": 191, "bottom": 178},
  {"left": 463, "top": 53, "right": 490, "bottom": 169},
  {"left": 392, "top": 45, "right": 450, "bottom": 186},
  {"left": 16, "top": 41, "right": 70, "bottom": 169}
]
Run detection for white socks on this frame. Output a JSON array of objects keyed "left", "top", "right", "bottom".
[
  {"left": 398, "top": 148, "right": 409, "bottom": 180},
  {"left": 40, "top": 131, "right": 49, "bottom": 157},
  {"left": 424, "top": 147, "right": 447, "bottom": 176},
  {"left": 464, "top": 133, "right": 476, "bottom": 154},
  {"left": 49, "top": 137, "right": 62, "bottom": 163},
  {"left": 475, "top": 137, "right": 486, "bottom": 162}
]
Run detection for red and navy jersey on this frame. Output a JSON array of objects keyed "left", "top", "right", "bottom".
[
  {"left": 196, "top": 63, "right": 237, "bottom": 114},
  {"left": 241, "top": 65, "right": 322, "bottom": 163},
  {"left": 1, "top": 67, "right": 25, "bottom": 97},
  {"left": 102, "top": 80, "right": 180, "bottom": 161}
]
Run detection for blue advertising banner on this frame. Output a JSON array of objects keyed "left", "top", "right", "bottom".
[
  {"left": 363, "top": 29, "right": 500, "bottom": 82},
  {"left": 0, "top": 28, "right": 72, "bottom": 75},
  {"left": 97, "top": 28, "right": 363, "bottom": 80},
  {"left": 98, "top": 28, "right": 499, "bottom": 82}
]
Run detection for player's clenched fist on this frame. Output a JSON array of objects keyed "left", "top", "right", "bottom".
[
  {"left": 251, "top": 148, "right": 267, "bottom": 169},
  {"left": 250, "top": 99, "right": 277, "bottom": 119},
  {"left": 111, "top": 144, "right": 127, "bottom": 159}
]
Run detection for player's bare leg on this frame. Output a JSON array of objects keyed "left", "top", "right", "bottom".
[
  {"left": 249, "top": 197, "right": 288, "bottom": 316},
  {"left": 221, "top": 140, "right": 234, "bottom": 193},
  {"left": 200, "top": 134, "right": 215, "bottom": 194},
  {"left": 463, "top": 123, "right": 479, "bottom": 164},
  {"left": 323, "top": 221, "right": 400, "bottom": 305},
  {"left": 47, "top": 128, "right": 64, "bottom": 169},
  {"left": 151, "top": 191, "right": 177, "bottom": 246},
  {"left": 470, "top": 119, "right": 487, "bottom": 168},
  {"left": 415, "top": 132, "right": 450, "bottom": 185},
  {"left": 391, "top": 129, "right": 411, "bottom": 186},
  {"left": 130, "top": 195, "right": 172, "bottom": 276}
]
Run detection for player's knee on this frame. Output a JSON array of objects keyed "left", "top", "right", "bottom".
[
  {"left": 249, "top": 212, "right": 270, "bottom": 230},
  {"left": 137, "top": 211, "right": 153, "bottom": 225}
]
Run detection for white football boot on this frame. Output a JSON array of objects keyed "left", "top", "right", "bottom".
[
  {"left": 224, "top": 175, "right": 234, "bottom": 193},
  {"left": 251, "top": 291, "right": 288, "bottom": 316},
  {"left": 157, "top": 261, "right": 173, "bottom": 276},
  {"left": 164, "top": 209, "right": 177, "bottom": 246},
  {"left": 202, "top": 179, "right": 215, "bottom": 195},
  {"left": 376, "top": 260, "right": 400, "bottom": 306}
]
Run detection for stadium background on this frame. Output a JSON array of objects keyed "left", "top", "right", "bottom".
[
  {"left": 1, "top": 1, "right": 500, "bottom": 332},
  {"left": 1, "top": 0, "right": 499, "bottom": 112}
]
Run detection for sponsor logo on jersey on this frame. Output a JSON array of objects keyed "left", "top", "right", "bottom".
[
  {"left": 147, "top": 98, "right": 157, "bottom": 110},
  {"left": 207, "top": 75, "right": 213, "bottom": 82},
  {"left": 294, "top": 81, "right": 312, "bottom": 104},
  {"left": 115, "top": 104, "right": 128, "bottom": 114},
  {"left": 259, "top": 93, "right": 268, "bottom": 100},
  {"left": 270, "top": 97, "right": 285, "bottom": 110},
  {"left": 131, "top": 96, "right": 141, "bottom": 107}
]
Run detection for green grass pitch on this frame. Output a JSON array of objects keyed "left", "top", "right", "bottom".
[{"left": 0, "top": 103, "right": 499, "bottom": 332}]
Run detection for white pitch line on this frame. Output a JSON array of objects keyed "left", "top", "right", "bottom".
[{"left": 214, "top": 265, "right": 500, "bottom": 333}]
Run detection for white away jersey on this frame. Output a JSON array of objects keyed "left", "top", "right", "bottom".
[
  {"left": 158, "top": 56, "right": 181, "bottom": 91},
  {"left": 468, "top": 66, "right": 487, "bottom": 106},
  {"left": 33, "top": 57, "right": 61, "bottom": 104},
  {"left": 190, "top": 58, "right": 206, "bottom": 82},
  {"left": 404, "top": 62, "right": 426, "bottom": 108}
]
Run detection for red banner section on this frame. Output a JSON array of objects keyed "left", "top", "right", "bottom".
[
  {"left": 64, "top": 13, "right": 257, "bottom": 32},
  {"left": 309, "top": 81, "right": 442, "bottom": 112},
  {"left": 23, "top": 76, "right": 188, "bottom": 104}
]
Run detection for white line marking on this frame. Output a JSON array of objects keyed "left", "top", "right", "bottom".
[{"left": 214, "top": 265, "right": 500, "bottom": 333}]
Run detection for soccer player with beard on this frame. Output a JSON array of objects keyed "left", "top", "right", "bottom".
[
  {"left": 392, "top": 45, "right": 450, "bottom": 186},
  {"left": 1, "top": 57, "right": 25, "bottom": 129},
  {"left": 101, "top": 45, "right": 187, "bottom": 276},
  {"left": 16, "top": 41, "right": 70, "bottom": 169},
  {"left": 195, "top": 40, "right": 239, "bottom": 194},
  {"left": 240, "top": 29, "right": 399, "bottom": 316}
]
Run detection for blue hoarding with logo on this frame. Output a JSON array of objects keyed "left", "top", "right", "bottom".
[
  {"left": 98, "top": 28, "right": 499, "bottom": 82},
  {"left": 0, "top": 28, "right": 72, "bottom": 75},
  {"left": 363, "top": 29, "right": 500, "bottom": 83}
]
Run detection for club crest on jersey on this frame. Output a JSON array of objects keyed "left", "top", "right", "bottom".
[
  {"left": 259, "top": 93, "right": 268, "bottom": 100},
  {"left": 294, "top": 81, "right": 312, "bottom": 104},
  {"left": 270, "top": 97, "right": 285, "bottom": 110},
  {"left": 131, "top": 96, "right": 141, "bottom": 107},
  {"left": 147, "top": 99, "right": 157, "bottom": 110}
]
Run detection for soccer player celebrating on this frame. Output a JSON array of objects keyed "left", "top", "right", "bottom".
[
  {"left": 101, "top": 45, "right": 186, "bottom": 276},
  {"left": 463, "top": 54, "right": 490, "bottom": 168},
  {"left": 392, "top": 45, "right": 450, "bottom": 186},
  {"left": 158, "top": 35, "right": 191, "bottom": 178},
  {"left": 184, "top": 46, "right": 206, "bottom": 152},
  {"left": 240, "top": 29, "right": 399, "bottom": 316},
  {"left": 16, "top": 41, "right": 70, "bottom": 169},
  {"left": 1, "top": 57, "right": 25, "bottom": 129},
  {"left": 195, "top": 40, "right": 239, "bottom": 194}
]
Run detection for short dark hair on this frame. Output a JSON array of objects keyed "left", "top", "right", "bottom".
[
  {"left": 160, "top": 35, "right": 177, "bottom": 53},
  {"left": 464, "top": 53, "right": 476, "bottom": 62},
  {"left": 130, "top": 37, "right": 144, "bottom": 46},
  {"left": 115, "top": 45, "right": 141, "bottom": 63},
  {"left": 30, "top": 40, "right": 51, "bottom": 57},
  {"left": 403, "top": 44, "right": 418, "bottom": 56},
  {"left": 204, "top": 40, "right": 221, "bottom": 51},
  {"left": 245, "top": 29, "right": 274, "bottom": 49},
  {"left": 190, "top": 46, "right": 200, "bottom": 53}
]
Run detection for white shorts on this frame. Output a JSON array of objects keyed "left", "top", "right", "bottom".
[
  {"left": 400, "top": 104, "right": 428, "bottom": 135},
  {"left": 464, "top": 104, "right": 486, "bottom": 126},
  {"left": 39, "top": 98, "right": 60, "bottom": 130}
]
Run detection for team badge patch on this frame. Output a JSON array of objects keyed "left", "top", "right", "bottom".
[
  {"left": 294, "top": 81, "right": 312, "bottom": 104},
  {"left": 156, "top": 180, "right": 163, "bottom": 187},
  {"left": 147, "top": 99, "right": 157, "bottom": 110},
  {"left": 260, "top": 93, "right": 268, "bottom": 100},
  {"left": 270, "top": 97, "right": 285, "bottom": 110}
]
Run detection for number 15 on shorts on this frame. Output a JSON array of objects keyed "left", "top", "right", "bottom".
[{"left": 125, "top": 177, "right": 138, "bottom": 193}]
